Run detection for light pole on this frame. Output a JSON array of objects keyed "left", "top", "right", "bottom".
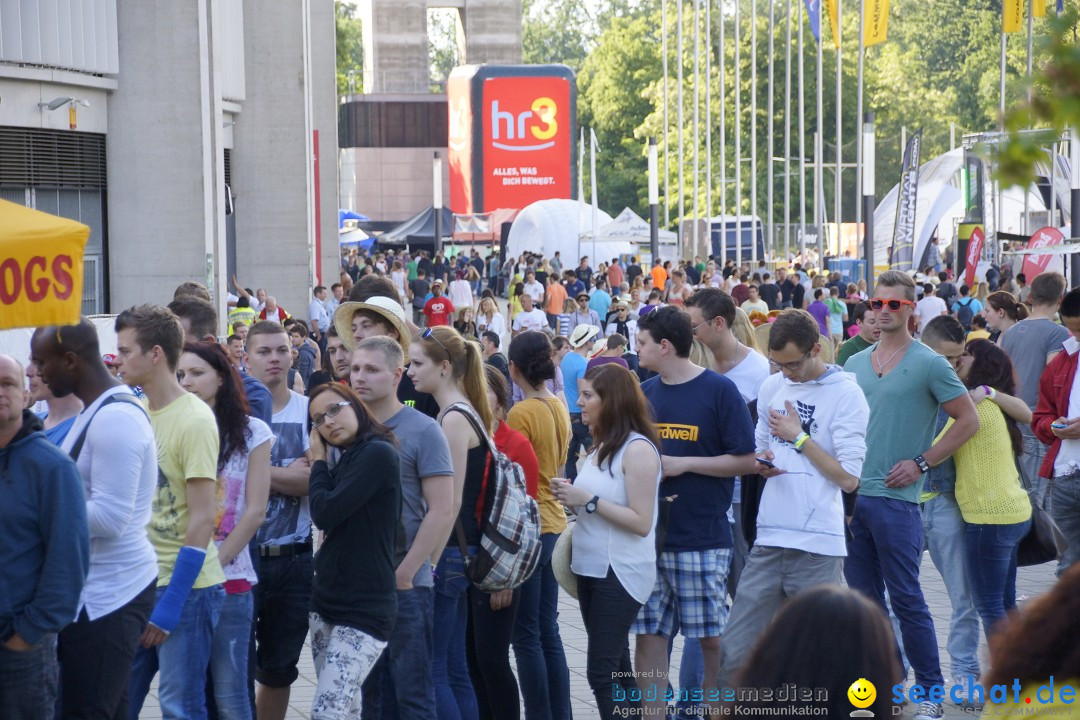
[
  {"left": 649, "top": 137, "right": 660, "bottom": 261},
  {"left": 433, "top": 151, "right": 443, "bottom": 256},
  {"left": 862, "top": 112, "right": 875, "bottom": 285}
]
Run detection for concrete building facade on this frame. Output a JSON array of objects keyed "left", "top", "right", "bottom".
[
  {"left": 0, "top": 0, "right": 338, "bottom": 327},
  {"left": 342, "top": 0, "right": 521, "bottom": 223}
]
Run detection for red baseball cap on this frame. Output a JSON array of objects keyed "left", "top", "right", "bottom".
[{"left": 102, "top": 353, "right": 118, "bottom": 367}]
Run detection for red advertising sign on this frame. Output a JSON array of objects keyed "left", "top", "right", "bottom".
[
  {"left": 481, "top": 76, "right": 572, "bottom": 212},
  {"left": 448, "top": 73, "right": 473, "bottom": 216},
  {"left": 1021, "top": 226, "right": 1066, "bottom": 280},
  {"left": 964, "top": 226, "right": 984, "bottom": 289}
]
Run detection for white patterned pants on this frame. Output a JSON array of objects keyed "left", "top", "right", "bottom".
[{"left": 309, "top": 612, "right": 387, "bottom": 720}]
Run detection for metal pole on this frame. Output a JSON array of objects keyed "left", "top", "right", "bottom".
[
  {"left": 736, "top": 0, "right": 743, "bottom": 269},
  {"left": 798, "top": 0, "right": 806, "bottom": 264},
  {"left": 663, "top": 0, "right": 670, "bottom": 227},
  {"left": 751, "top": 0, "right": 759, "bottom": 266},
  {"left": 816, "top": 4, "right": 823, "bottom": 262},
  {"left": 856, "top": 0, "right": 864, "bottom": 256},
  {"left": 768, "top": 0, "right": 775, "bottom": 258},
  {"left": 1027, "top": 2, "right": 1034, "bottom": 108},
  {"left": 999, "top": 30, "right": 1006, "bottom": 257},
  {"left": 1051, "top": 140, "right": 1058, "bottom": 227},
  {"left": 835, "top": 0, "right": 842, "bottom": 257},
  {"left": 720, "top": 0, "right": 727, "bottom": 268},
  {"left": 950, "top": 121, "right": 956, "bottom": 150},
  {"left": 784, "top": 0, "right": 792, "bottom": 258},
  {"left": 863, "top": 112, "right": 875, "bottom": 285},
  {"left": 1071, "top": 129, "right": 1080, "bottom": 284},
  {"left": 433, "top": 152, "right": 443, "bottom": 256},
  {"left": 706, "top": 0, "right": 712, "bottom": 261},
  {"left": 650, "top": 137, "right": 661, "bottom": 260},
  {"left": 693, "top": 0, "right": 701, "bottom": 259},
  {"left": 815, "top": 130, "right": 823, "bottom": 263},
  {"left": 678, "top": 0, "right": 685, "bottom": 246}
]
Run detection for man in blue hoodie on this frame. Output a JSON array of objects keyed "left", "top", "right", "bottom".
[
  {"left": 0, "top": 353, "right": 89, "bottom": 718},
  {"left": 716, "top": 309, "right": 868, "bottom": 689}
]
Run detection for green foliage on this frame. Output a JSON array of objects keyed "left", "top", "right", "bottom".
[
  {"left": 336, "top": 1, "right": 364, "bottom": 96},
  {"left": 428, "top": 9, "right": 461, "bottom": 92}
]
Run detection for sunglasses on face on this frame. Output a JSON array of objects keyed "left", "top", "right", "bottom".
[{"left": 869, "top": 298, "right": 916, "bottom": 311}]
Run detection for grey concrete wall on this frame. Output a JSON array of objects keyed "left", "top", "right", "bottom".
[
  {"left": 461, "top": 0, "right": 522, "bottom": 65},
  {"left": 340, "top": 147, "right": 450, "bottom": 223},
  {"left": 311, "top": 0, "right": 341, "bottom": 288},
  {"left": 361, "top": 0, "right": 428, "bottom": 94},
  {"left": 107, "top": 0, "right": 218, "bottom": 310}
]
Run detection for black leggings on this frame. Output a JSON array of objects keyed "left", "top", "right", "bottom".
[
  {"left": 466, "top": 586, "right": 521, "bottom": 720},
  {"left": 578, "top": 568, "right": 644, "bottom": 720}
]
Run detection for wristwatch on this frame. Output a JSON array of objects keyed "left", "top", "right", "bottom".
[
  {"left": 913, "top": 455, "right": 931, "bottom": 473},
  {"left": 585, "top": 495, "right": 601, "bottom": 514}
]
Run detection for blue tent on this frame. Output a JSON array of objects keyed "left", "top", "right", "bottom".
[{"left": 339, "top": 209, "right": 371, "bottom": 229}]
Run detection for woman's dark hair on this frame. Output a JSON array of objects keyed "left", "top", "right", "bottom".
[
  {"left": 552, "top": 336, "right": 570, "bottom": 352},
  {"left": 986, "top": 290, "right": 1030, "bottom": 322},
  {"left": 736, "top": 585, "right": 903, "bottom": 719},
  {"left": 963, "top": 339, "right": 1022, "bottom": 455},
  {"left": 583, "top": 364, "right": 661, "bottom": 474},
  {"left": 182, "top": 341, "right": 251, "bottom": 471},
  {"left": 508, "top": 331, "right": 556, "bottom": 388},
  {"left": 308, "top": 383, "right": 394, "bottom": 447},
  {"left": 513, "top": 282, "right": 525, "bottom": 298},
  {"left": 484, "top": 363, "right": 511, "bottom": 414},
  {"left": 985, "top": 563, "right": 1080, "bottom": 688}
]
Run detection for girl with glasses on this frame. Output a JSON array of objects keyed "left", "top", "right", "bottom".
[{"left": 306, "top": 383, "right": 401, "bottom": 717}]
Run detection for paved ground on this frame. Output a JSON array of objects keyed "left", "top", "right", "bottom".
[{"left": 136, "top": 549, "right": 1059, "bottom": 719}]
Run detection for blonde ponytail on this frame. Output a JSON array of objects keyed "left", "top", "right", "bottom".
[{"left": 462, "top": 339, "right": 495, "bottom": 433}]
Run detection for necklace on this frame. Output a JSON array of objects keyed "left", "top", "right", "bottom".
[{"left": 872, "top": 340, "right": 911, "bottom": 378}]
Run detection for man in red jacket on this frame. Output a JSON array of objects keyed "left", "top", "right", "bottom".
[{"left": 1032, "top": 286, "right": 1080, "bottom": 576}]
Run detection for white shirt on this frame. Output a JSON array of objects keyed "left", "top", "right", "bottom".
[
  {"left": 512, "top": 308, "right": 548, "bottom": 333},
  {"left": 723, "top": 349, "right": 770, "bottom": 404},
  {"left": 477, "top": 312, "right": 507, "bottom": 344},
  {"left": 1055, "top": 337, "right": 1080, "bottom": 475},
  {"left": 308, "top": 298, "right": 330, "bottom": 333},
  {"left": 914, "top": 295, "right": 947, "bottom": 332},
  {"left": 523, "top": 280, "right": 545, "bottom": 303},
  {"left": 60, "top": 386, "right": 159, "bottom": 620},
  {"left": 571, "top": 433, "right": 661, "bottom": 603}
]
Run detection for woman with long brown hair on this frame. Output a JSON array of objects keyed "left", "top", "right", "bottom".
[
  {"left": 306, "top": 383, "right": 401, "bottom": 717},
  {"left": 551, "top": 364, "right": 661, "bottom": 719},
  {"left": 982, "top": 290, "right": 1029, "bottom": 343}
]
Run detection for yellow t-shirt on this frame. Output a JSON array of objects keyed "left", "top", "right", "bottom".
[
  {"left": 966, "top": 328, "right": 992, "bottom": 343},
  {"left": 940, "top": 401, "right": 1032, "bottom": 525},
  {"left": 507, "top": 397, "right": 571, "bottom": 535},
  {"left": 148, "top": 393, "right": 226, "bottom": 588}
]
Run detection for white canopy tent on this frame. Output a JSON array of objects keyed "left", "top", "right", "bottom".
[
  {"left": 505, "top": 199, "right": 628, "bottom": 263},
  {"left": 589, "top": 207, "right": 677, "bottom": 246}
]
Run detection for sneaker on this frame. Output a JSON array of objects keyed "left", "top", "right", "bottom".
[
  {"left": 947, "top": 677, "right": 972, "bottom": 704},
  {"left": 913, "top": 701, "right": 943, "bottom": 719}
]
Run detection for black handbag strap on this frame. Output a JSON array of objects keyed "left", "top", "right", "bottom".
[{"left": 68, "top": 392, "right": 148, "bottom": 462}]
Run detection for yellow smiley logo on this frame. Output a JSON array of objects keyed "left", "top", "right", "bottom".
[{"left": 847, "top": 678, "right": 876, "bottom": 709}]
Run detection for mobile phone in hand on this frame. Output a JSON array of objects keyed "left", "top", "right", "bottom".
[
  {"left": 1052, "top": 422, "right": 1069, "bottom": 429},
  {"left": 756, "top": 457, "right": 776, "bottom": 469}
]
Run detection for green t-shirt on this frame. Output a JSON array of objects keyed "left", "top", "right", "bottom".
[
  {"left": 843, "top": 341, "right": 966, "bottom": 503},
  {"left": 836, "top": 334, "right": 873, "bottom": 367},
  {"left": 407, "top": 260, "right": 418, "bottom": 281}
]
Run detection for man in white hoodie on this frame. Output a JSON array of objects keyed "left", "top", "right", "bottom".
[{"left": 717, "top": 309, "right": 869, "bottom": 688}]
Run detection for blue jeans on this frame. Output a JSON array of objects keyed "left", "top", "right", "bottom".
[
  {"left": 0, "top": 634, "right": 57, "bottom": 720},
  {"left": 129, "top": 584, "right": 225, "bottom": 720},
  {"left": 361, "top": 586, "right": 436, "bottom": 720},
  {"left": 845, "top": 496, "right": 944, "bottom": 689},
  {"left": 921, "top": 493, "right": 981, "bottom": 679},
  {"left": 210, "top": 591, "right": 254, "bottom": 720},
  {"left": 433, "top": 547, "right": 479, "bottom": 720},
  {"left": 1019, "top": 433, "right": 1051, "bottom": 508},
  {"left": 512, "top": 532, "right": 572, "bottom": 720},
  {"left": 565, "top": 418, "right": 592, "bottom": 481},
  {"left": 1047, "top": 471, "right": 1080, "bottom": 576},
  {"left": 963, "top": 520, "right": 1030, "bottom": 639}
]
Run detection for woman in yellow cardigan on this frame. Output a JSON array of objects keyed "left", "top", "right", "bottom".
[{"left": 949, "top": 339, "right": 1032, "bottom": 639}]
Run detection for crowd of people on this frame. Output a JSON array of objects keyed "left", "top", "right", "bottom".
[{"left": 2, "top": 244, "right": 1079, "bottom": 720}]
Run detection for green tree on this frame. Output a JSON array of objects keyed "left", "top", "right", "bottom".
[{"left": 336, "top": 1, "right": 364, "bottom": 96}]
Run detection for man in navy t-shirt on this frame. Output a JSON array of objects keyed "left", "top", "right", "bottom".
[{"left": 631, "top": 306, "right": 757, "bottom": 718}]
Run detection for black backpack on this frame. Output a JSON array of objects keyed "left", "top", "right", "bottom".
[{"left": 956, "top": 297, "right": 975, "bottom": 331}]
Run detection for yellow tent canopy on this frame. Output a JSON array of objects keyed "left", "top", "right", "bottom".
[{"left": 0, "top": 199, "right": 90, "bottom": 330}]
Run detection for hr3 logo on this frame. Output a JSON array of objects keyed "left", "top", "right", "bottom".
[{"left": 490, "top": 97, "right": 559, "bottom": 151}]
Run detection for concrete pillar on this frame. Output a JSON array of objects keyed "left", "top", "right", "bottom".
[
  {"left": 360, "top": 0, "right": 428, "bottom": 93},
  {"left": 460, "top": 0, "right": 522, "bottom": 65}
]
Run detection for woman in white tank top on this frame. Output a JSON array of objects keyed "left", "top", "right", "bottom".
[{"left": 551, "top": 363, "right": 662, "bottom": 720}]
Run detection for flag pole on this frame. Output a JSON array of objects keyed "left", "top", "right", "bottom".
[
  {"left": 694, "top": 0, "right": 701, "bottom": 259},
  {"left": 834, "top": 0, "right": 842, "bottom": 259},
  {"left": 816, "top": 0, "right": 824, "bottom": 262},
  {"left": 751, "top": 0, "right": 759, "bottom": 267},
  {"left": 855, "top": 0, "right": 864, "bottom": 263},
  {"left": 706, "top": 0, "right": 713, "bottom": 261},
  {"left": 736, "top": 0, "right": 743, "bottom": 269},
  {"left": 798, "top": 0, "right": 806, "bottom": 265},
  {"left": 720, "top": 0, "right": 728, "bottom": 268},
  {"left": 768, "top": 0, "right": 776, "bottom": 258},
  {"left": 999, "top": 26, "right": 1006, "bottom": 254},
  {"left": 678, "top": 0, "right": 685, "bottom": 251},
  {"left": 663, "top": 0, "right": 670, "bottom": 227},
  {"left": 784, "top": 0, "right": 792, "bottom": 258}
]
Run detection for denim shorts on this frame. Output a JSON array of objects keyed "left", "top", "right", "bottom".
[
  {"left": 631, "top": 548, "right": 732, "bottom": 639},
  {"left": 254, "top": 552, "right": 313, "bottom": 687}
]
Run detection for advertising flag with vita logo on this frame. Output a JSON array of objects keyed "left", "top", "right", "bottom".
[
  {"left": 1004, "top": 0, "right": 1024, "bottom": 32},
  {"left": 804, "top": 0, "right": 822, "bottom": 43},
  {"left": 864, "top": 0, "right": 889, "bottom": 46},
  {"left": 890, "top": 129, "right": 923, "bottom": 271}
]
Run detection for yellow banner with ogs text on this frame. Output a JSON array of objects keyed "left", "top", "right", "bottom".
[
  {"left": 864, "top": 0, "right": 889, "bottom": 47},
  {"left": 1004, "top": 0, "right": 1024, "bottom": 32},
  {"left": 824, "top": 0, "right": 840, "bottom": 48}
]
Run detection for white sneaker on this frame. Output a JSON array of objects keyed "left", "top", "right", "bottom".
[
  {"left": 913, "top": 701, "right": 944, "bottom": 719},
  {"left": 947, "top": 677, "right": 972, "bottom": 704}
]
